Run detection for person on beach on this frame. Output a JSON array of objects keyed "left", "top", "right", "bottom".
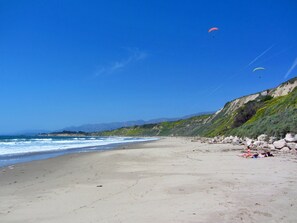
[
  {"left": 251, "top": 151, "right": 274, "bottom": 158},
  {"left": 238, "top": 146, "right": 253, "bottom": 158},
  {"left": 239, "top": 146, "right": 274, "bottom": 158}
]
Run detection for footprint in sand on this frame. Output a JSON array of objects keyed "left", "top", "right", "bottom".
[{"left": 254, "top": 210, "right": 272, "bottom": 217}]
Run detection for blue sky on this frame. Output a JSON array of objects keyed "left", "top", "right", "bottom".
[{"left": 0, "top": 0, "right": 297, "bottom": 134}]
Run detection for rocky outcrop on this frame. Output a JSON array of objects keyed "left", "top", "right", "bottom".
[
  {"left": 269, "top": 137, "right": 277, "bottom": 144},
  {"left": 212, "top": 78, "right": 297, "bottom": 121},
  {"left": 280, "top": 147, "right": 290, "bottom": 153},
  {"left": 196, "top": 133, "right": 297, "bottom": 155},
  {"left": 271, "top": 79, "right": 297, "bottom": 97},
  {"left": 257, "top": 134, "right": 269, "bottom": 142},
  {"left": 273, "top": 139, "right": 287, "bottom": 149},
  {"left": 224, "top": 94, "right": 259, "bottom": 115},
  {"left": 285, "top": 133, "right": 297, "bottom": 142},
  {"left": 287, "top": 143, "right": 296, "bottom": 150}
]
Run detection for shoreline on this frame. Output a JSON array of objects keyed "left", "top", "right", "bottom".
[
  {"left": 0, "top": 137, "right": 159, "bottom": 168},
  {"left": 1, "top": 137, "right": 297, "bottom": 222}
]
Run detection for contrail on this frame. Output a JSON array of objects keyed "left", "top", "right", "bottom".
[
  {"left": 247, "top": 44, "right": 275, "bottom": 67},
  {"left": 284, "top": 57, "right": 297, "bottom": 79},
  {"left": 206, "top": 83, "right": 225, "bottom": 96},
  {"left": 260, "top": 44, "right": 297, "bottom": 64},
  {"left": 206, "top": 72, "right": 241, "bottom": 96}
]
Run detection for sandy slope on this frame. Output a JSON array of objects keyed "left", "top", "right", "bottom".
[{"left": 0, "top": 137, "right": 297, "bottom": 223}]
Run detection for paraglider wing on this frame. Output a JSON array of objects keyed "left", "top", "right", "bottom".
[
  {"left": 253, "top": 67, "right": 265, "bottom": 72},
  {"left": 208, "top": 27, "right": 219, "bottom": 33}
]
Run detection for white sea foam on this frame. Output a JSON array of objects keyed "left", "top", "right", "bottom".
[{"left": 0, "top": 137, "right": 156, "bottom": 156}]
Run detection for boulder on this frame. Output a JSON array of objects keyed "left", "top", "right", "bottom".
[
  {"left": 269, "top": 136, "right": 277, "bottom": 144},
  {"left": 214, "top": 136, "right": 224, "bottom": 143},
  {"left": 257, "top": 134, "right": 269, "bottom": 142},
  {"left": 268, "top": 144, "right": 276, "bottom": 151},
  {"left": 285, "top": 133, "right": 297, "bottom": 142},
  {"left": 246, "top": 139, "right": 252, "bottom": 146},
  {"left": 222, "top": 137, "right": 232, "bottom": 144},
  {"left": 253, "top": 141, "right": 263, "bottom": 147},
  {"left": 273, "top": 139, "right": 286, "bottom": 149},
  {"left": 280, "top": 147, "right": 290, "bottom": 153},
  {"left": 286, "top": 143, "right": 296, "bottom": 150},
  {"left": 291, "top": 149, "right": 297, "bottom": 155},
  {"left": 232, "top": 136, "right": 241, "bottom": 145}
]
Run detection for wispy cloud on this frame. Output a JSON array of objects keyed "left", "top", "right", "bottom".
[
  {"left": 247, "top": 44, "right": 275, "bottom": 67},
  {"left": 284, "top": 57, "right": 297, "bottom": 79},
  {"left": 95, "top": 48, "right": 147, "bottom": 77}
]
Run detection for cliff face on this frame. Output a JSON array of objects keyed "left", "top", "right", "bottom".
[
  {"left": 99, "top": 77, "right": 297, "bottom": 138},
  {"left": 270, "top": 78, "right": 297, "bottom": 97},
  {"left": 199, "top": 77, "right": 297, "bottom": 137},
  {"left": 216, "top": 77, "right": 297, "bottom": 117}
]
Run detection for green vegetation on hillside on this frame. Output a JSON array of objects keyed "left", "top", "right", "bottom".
[
  {"left": 200, "top": 88, "right": 296, "bottom": 138},
  {"left": 98, "top": 78, "right": 297, "bottom": 138},
  {"left": 229, "top": 87, "right": 297, "bottom": 138},
  {"left": 100, "top": 115, "right": 211, "bottom": 136}
]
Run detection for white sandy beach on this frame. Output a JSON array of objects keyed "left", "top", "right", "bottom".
[{"left": 1, "top": 137, "right": 297, "bottom": 223}]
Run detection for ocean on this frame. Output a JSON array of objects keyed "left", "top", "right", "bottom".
[{"left": 0, "top": 136, "right": 157, "bottom": 167}]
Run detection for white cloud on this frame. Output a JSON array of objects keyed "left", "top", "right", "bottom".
[{"left": 95, "top": 48, "right": 147, "bottom": 77}]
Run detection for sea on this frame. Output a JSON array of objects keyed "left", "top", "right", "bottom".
[{"left": 0, "top": 136, "right": 157, "bottom": 167}]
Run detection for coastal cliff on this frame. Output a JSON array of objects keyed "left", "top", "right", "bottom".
[{"left": 99, "top": 77, "right": 297, "bottom": 138}]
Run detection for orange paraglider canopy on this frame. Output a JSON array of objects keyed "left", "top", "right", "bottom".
[{"left": 208, "top": 27, "right": 219, "bottom": 33}]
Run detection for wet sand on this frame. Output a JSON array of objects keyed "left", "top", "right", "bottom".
[{"left": 1, "top": 137, "right": 297, "bottom": 223}]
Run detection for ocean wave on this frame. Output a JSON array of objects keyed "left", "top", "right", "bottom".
[{"left": 0, "top": 136, "right": 156, "bottom": 156}]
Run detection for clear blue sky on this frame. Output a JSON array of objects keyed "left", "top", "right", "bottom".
[{"left": 0, "top": 0, "right": 297, "bottom": 134}]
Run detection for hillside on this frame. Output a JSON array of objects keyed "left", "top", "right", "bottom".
[
  {"left": 98, "top": 114, "right": 211, "bottom": 137},
  {"left": 99, "top": 77, "right": 297, "bottom": 138},
  {"left": 58, "top": 112, "right": 211, "bottom": 133}
]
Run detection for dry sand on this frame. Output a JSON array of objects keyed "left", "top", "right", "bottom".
[{"left": 0, "top": 137, "right": 297, "bottom": 223}]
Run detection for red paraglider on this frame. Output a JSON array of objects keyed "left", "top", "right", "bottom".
[{"left": 208, "top": 27, "right": 219, "bottom": 33}]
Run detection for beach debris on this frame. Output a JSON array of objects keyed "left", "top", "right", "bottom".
[
  {"left": 208, "top": 27, "right": 219, "bottom": 33},
  {"left": 8, "top": 165, "right": 14, "bottom": 170},
  {"left": 96, "top": 185, "right": 103, "bottom": 188}
]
